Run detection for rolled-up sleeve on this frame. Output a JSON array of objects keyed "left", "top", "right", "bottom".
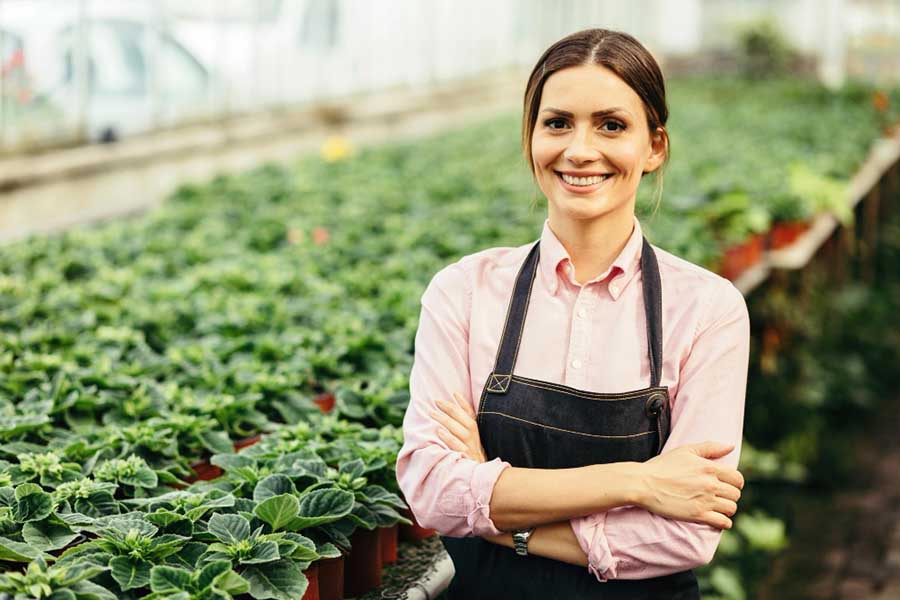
[
  {"left": 396, "top": 260, "right": 512, "bottom": 538},
  {"left": 570, "top": 279, "right": 750, "bottom": 581}
]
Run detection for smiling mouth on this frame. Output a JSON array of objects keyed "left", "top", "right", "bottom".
[{"left": 554, "top": 171, "right": 612, "bottom": 190}]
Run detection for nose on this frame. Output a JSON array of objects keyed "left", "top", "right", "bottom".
[{"left": 562, "top": 125, "right": 601, "bottom": 165}]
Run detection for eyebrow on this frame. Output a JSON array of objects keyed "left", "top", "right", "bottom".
[{"left": 541, "top": 107, "right": 630, "bottom": 118}]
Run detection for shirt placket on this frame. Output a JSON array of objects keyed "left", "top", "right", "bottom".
[{"left": 566, "top": 283, "right": 595, "bottom": 389}]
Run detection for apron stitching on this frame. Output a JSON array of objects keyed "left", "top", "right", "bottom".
[
  {"left": 479, "top": 411, "right": 657, "bottom": 438},
  {"left": 509, "top": 376, "right": 668, "bottom": 400}
]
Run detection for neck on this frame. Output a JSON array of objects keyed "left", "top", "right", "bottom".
[{"left": 547, "top": 208, "right": 635, "bottom": 285}]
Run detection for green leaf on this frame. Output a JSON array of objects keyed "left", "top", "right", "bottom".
[
  {"left": 254, "top": 494, "right": 300, "bottom": 531},
  {"left": 120, "top": 466, "right": 158, "bottom": 489},
  {"left": 338, "top": 458, "right": 365, "bottom": 479},
  {"left": 149, "top": 565, "right": 192, "bottom": 593},
  {"left": 0, "top": 535, "right": 43, "bottom": 561},
  {"left": 212, "top": 569, "right": 250, "bottom": 596},
  {"left": 281, "top": 533, "right": 319, "bottom": 562},
  {"left": 109, "top": 556, "right": 152, "bottom": 591},
  {"left": 253, "top": 475, "right": 297, "bottom": 503},
  {"left": 196, "top": 560, "right": 232, "bottom": 590},
  {"left": 13, "top": 483, "right": 54, "bottom": 523},
  {"left": 243, "top": 540, "right": 280, "bottom": 564},
  {"left": 200, "top": 430, "right": 235, "bottom": 455},
  {"left": 22, "top": 519, "right": 79, "bottom": 551},
  {"left": 207, "top": 512, "right": 251, "bottom": 544},
  {"left": 210, "top": 454, "right": 256, "bottom": 472},
  {"left": 285, "top": 488, "right": 354, "bottom": 531},
  {"left": 243, "top": 559, "right": 308, "bottom": 600}
]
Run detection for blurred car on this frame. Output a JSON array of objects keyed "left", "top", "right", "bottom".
[{"left": 0, "top": 0, "right": 221, "bottom": 145}]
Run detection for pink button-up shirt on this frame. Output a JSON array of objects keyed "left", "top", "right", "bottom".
[{"left": 396, "top": 215, "right": 750, "bottom": 581}]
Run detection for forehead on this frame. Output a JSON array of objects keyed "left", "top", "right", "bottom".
[{"left": 539, "top": 64, "right": 642, "bottom": 116}]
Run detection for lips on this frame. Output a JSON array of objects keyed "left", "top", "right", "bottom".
[{"left": 554, "top": 170, "right": 612, "bottom": 193}]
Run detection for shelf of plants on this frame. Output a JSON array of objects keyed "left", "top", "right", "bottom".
[{"left": 0, "top": 74, "right": 898, "bottom": 599}]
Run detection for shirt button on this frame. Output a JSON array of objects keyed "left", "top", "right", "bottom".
[
  {"left": 571, "top": 359, "right": 582, "bottom": 369},
  {"left": 577, "top": 308, "right": 587, "bottom": 319}
]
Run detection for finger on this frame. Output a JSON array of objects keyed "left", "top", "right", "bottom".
[
  {"left": 715, "top": 467, "right": 745, "bottom": 491},
  {"left": 716, "top": 482, "right": 741, "bottom": 502},
  {"left": 436, "top": 427, "right": 468, "bottom": 453},
  {"left": 430, "top": 406, "right": 472, "bottom": 442},
  {"left": 453, "top": 392, "right": 476, "bottom": 418},
  {"left": 712, "top": 497, "right": 738, "bottom": 518},
  {"left": 692, "top": 441, "right": 735, "bottom": 459},
  {"left": 701, "top": 511, "right": 733, "bottom": 530},
  {"left": 438, "top": 397, "right": 476, "bottom": 427}
]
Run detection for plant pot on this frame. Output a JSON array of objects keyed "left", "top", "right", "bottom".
[
  {"left": 313, "top": 392, "right": 335, "bottom": 413},
  {"left": 317, "top": 555, "right": 344, "bottom": 600},
  {"left": 301, "top": 562, "right": 320, "bottom": 600},
  {"left": 380, "top": 524, "right": 399, "bottom": 565},
  {"left": 234, "top": 434, "right": 262, "bottom": 452},
  {"left": 343, "top": 527, "right": 382, "bottom": 597},
  {"left": 185, "top": 460, "right": 223, "bottom": 484},
  {"left": 398, "top": 507, "right": 435, "bottom": 542},
  {"left": 768, "top": 219, "right": 812, "bottom": 250},
  {"left": 719, "top": 233, "right": 765, "bottom": 281}
]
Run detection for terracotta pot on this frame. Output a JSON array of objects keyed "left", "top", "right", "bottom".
[
  {"left": 301, "top": 562, "right": 320, "bottom": 600},
  {"left": 720, "top": 233, "right": 765, "bottom": 281},
  {"left": 380, "top": 524, "right": 399, "bottom": 565},
  {"left": 185, "top": 460, "right": 223, "bottom": 484},
  {"left": 233, "top": 434, "right": 262, "bottom": 452},
  {"left": 344, "top": 527, "right": 382, "bottom": 597},
  {"left": 768, "top": 219, "right": 812, "bottom": 250},
  {"left": 313, "top": 392, "right": 335, "bottom": 413},
  {"left": 398, "top": 507, "right": 436, "bottom": 542},
  {"left": 317, "top": 556, "right": 344, "bottom": 600}
]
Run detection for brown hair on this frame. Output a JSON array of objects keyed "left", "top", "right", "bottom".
[{"left": 522, "top": 28, "right": 670, "bottom": 215}]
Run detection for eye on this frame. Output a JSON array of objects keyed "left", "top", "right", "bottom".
[
  {"left": 544, "top": 118, "right": 567, "bottom": 130},
  {"left": 602, "top": 120, "right": 625, "bottom": 132}
]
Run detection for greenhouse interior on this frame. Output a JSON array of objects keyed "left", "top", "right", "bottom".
[{"left": 2, "top": 0, "right": 900, "bottom": 599}]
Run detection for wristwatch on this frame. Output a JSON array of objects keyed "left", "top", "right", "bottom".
[{"left": 512, "top": 527, "right": 536, "bottom": 556}]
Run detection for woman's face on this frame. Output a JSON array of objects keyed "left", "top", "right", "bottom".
[{"left": 530, "top": 63, "right": 666, "bottom": 225}]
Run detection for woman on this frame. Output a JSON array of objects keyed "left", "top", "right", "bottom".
[{"left": 396, "top": 28, "right": 749, "bottom": 599}]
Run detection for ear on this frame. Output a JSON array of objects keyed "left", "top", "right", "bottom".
[{"left": 643, "top": 127, "right": 668, "bottom": 174}]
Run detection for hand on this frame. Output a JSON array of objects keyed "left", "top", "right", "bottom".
[
  {"left": 635, "top": 441, "right": 744, "bottom": 530},
  {"left": 429, "top": 392, "right": 487, "bottom": 463}
]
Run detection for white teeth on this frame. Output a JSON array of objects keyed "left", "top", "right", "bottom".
[{"left": 559, "top": 173, "right": 610, "bottom": 186}]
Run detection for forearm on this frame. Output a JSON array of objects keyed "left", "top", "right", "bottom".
[
  {"left": 488, "top": 461, "right": 645, "bottom": 532},
  {"left": 484, "top": 521, "right": 588, "bottom": 568}
]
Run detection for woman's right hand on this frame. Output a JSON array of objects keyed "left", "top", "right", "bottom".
[{"left": 634, "top": 441, "right": 744, "bottom": 530}]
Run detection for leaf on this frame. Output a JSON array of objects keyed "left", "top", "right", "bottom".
[
  {"left": 0, "top": 535, "right": 42, "bottom": 561},
  {"left": 254, "top": 494, "right": 300, "bottom": 531},
  {"left": 285, "top": 488, "right": 354, "bottom": 531},
  {"left": 109, "top": 556, "right": 152, "bottom": 591},
  {"left": 120, "top": 466, "right": 158, "bottom": 489},
  {"left": 338, "top": 458, "right": 365, "bottom": 479},
  {"left": 242, "top": 540, "right": 280, "bottom": 564},
  {"left": 167, "top": 541, "right": 208, "bottom": 569},
  {"left": 200, "top": 430, "right": 235, "bottom": 455},
  {"left": 243, "top": 559, "right": 308, "bottom": 600},
  {"left": 281, "top": 533, "right": 319, "bottom": 562},
  {"left": 210, "top": 453, "right": 256, "bottom": 472},
  {"left": 12, "top": 483, "right": 54, "bottom": 522},
  {"left": 315, "top": 541, "right": 342, "bottom": 559},
  {"left": 70, "top": 579, "right": 118, "bottom": 600},
  {"left": 196, "top": 560, "right": 232, "bottom": 590},
  {"left": 149, "top": 565, "right": 192, "bottom": 594},
  {"left": 253, "top": 475, "right": 297, "bottom": 503},
  {"left": 22, "top": 519, "right": 79, "bottom": 551},
  {"left": 207, "top": 512, "right": 250, "bottom": 544},
  {"left": 212, "top": 569, "right": 250, "bottom": 596}
]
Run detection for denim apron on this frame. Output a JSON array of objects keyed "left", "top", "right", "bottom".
[{"left": 440, "top": 237, "right": 699, "bottom": 599}]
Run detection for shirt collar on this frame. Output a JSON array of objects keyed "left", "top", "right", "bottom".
[{"left": 538, "top": 215, "right": 644, "bottom": 300}]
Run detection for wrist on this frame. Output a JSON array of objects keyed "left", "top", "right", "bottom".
[{"left": 589, "top": 461, "right": 648, "bottom": 508}]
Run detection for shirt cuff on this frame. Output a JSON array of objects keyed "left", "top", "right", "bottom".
[
  {"left": 572, "top": 512, "right": 619, "bottom": 581},
  {"left": 466, "top": 457, "right": 511, "bottom": 537}
]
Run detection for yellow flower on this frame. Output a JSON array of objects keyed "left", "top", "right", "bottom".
[{"left": 321, "top": 136, "right": 352, "bottom": 162}]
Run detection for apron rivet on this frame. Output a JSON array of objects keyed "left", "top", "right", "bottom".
[{"left": 645, "top": 392, "right": 666, "bottom": 417}]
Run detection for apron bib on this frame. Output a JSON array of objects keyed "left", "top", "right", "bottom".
[{"left": 440, "top": 237, "right": 699, "bottom": 599}]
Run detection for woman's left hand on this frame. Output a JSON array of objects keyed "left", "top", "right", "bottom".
[{"left": 430, "top": 392, "right": 487, "bottom": 463}]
